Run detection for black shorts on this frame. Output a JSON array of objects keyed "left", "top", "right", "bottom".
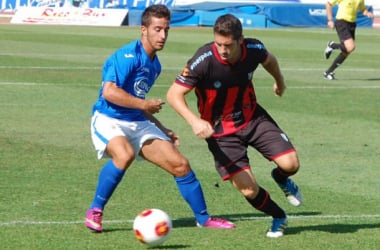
[
  {"left": 335, "top": 19, "right": 356, "bottom": 42},
  {"left": 206, "top": 104, "right": 296, "bottom": 180}
]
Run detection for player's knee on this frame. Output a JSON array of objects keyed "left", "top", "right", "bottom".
[
  {"left": 241, "top": 188, "right": 257, "bottom": 200},
  {"left": 285, "top": 158, "right": 300, "bottom": 174},
  {"left": 113, "top": 151, "right": 135, "bottom": 170},
  {"left": 342, "top": 42, "right": 355, "bottom": 54},
  {"left": 346, "top": 44, "right": 355, "bottom": 53},
  {"left": 275, "top": 152, "right": 300, "bottom": 174},
  {"left": 171, "top": 157, "right": 191, "bottom": 177}
]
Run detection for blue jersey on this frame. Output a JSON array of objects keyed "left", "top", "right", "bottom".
[{"left": 92, "top": 40, "right": 161, "bottom": 121}]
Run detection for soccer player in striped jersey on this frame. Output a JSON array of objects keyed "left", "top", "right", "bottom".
[
  {"left": 324, "top": 0, "right": 374, "bottom": 80},
  {"left": 167, "top": 14, "right": 302, "bottom": 238},
  {"left": 85, "top": 4, "right": 235, "bottom": 233}
]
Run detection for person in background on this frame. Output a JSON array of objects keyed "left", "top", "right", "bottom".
[
  {"left": 85, "top": 4, "right": 235, "bottom": 233},
  {"left": 166, "top": 14, "right": 302, "bottom": 238},
  {"left": 323, "top": 0, "right": 373, "bottom": 80}
]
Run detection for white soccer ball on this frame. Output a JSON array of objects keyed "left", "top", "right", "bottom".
[{"left": 133, "top": 208, "right": 172, "bottom": 246}]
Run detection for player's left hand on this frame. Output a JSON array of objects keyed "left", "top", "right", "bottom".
[{"left": 166, "top": 130, "right": 180, "bottom": 146}]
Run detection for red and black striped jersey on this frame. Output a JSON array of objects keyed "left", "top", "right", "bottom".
[{"left": 174, "top": 38, "right": 268, "bottom": 137}]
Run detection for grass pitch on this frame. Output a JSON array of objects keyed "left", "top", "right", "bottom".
[{"left": 0, "top": 24, "right": 379, "bottom": 249}]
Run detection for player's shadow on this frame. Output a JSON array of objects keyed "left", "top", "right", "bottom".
[
  {"left": 287, "top": 222, "right": 380, "bottom": 235},
  {"left": 173, "top": 211, "right": 321, "bottom": 228},
  {"left": 147, "top": 244, "right": 191, "bottom": 249},
  {"left": 102, "top": 211, "right": 380, "bottom": 236},
  {"left": 174, "top": 211, "right": 380, "bottom": 236},
  {"left": 347, "top": 77, "right": 380, "bottom": 81}
]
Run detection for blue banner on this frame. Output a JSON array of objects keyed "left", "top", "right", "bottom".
[{"left": 0, "top": 0, "right": 174, "bottom": 9}]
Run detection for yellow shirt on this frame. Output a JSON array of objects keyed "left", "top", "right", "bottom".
[{"left": 329, "top": 0, "right": 366, "bottom": 22}]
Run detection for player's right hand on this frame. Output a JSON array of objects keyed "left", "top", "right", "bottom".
[
  {"left": 191, "top": 118, "right": 214, "bottom": 139},
  {"left": 144, "top": 99, "right": 165, "bottom": 114}
]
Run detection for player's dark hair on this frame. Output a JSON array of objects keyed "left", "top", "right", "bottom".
[
  {"left": 213, "top": 14, "right": 242, "bottom": 40},
  {"left": 141, "top": 4, "right": 171, "bottom": 27}
]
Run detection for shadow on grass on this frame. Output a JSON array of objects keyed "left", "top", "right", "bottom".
[
  {"left": 346, "top": 78, "right": 380, "bottom": 81},
  {"left": 287, "top": 222, "right": 380, "bottom": 235},
  {"left": 173, "top": 211, "right": 322, "bottom": 228},
  {"left": 145, "top": 244, "right": 191, "bottom": 249},
  {"left": 102, "top": 211, "right": 380, "bottom": 236}
]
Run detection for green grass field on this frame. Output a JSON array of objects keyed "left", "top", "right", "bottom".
[{"left": 0, "top": 24, "right": 379, "bottom": 249}]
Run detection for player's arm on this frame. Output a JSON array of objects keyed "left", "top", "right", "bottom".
[
  {"left": 326, "top": 1, "right": 334, "bottom": 28},
  {"left": 261, "top": 53, "right": 286, "bottom": 97},
  {"left": 102, "top": 81, "right": 164, "bottom": 114},
  {"left": 166, "top": 83, "right": 214, "bottom": 139},
  {"left": 361, "top": 6, "right": 374, "bottom": 19}
]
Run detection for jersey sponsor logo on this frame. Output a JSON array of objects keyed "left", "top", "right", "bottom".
[
  {"left": 246, "top": 43, "right": 265, "bottom": 50},
  {"left": 214, "top": 111, "right": 243, "bottom": 125},
  {"left": 190, "top": 51, "right": 212, "bottom": 70},
  {"left": 134, "top": 77, "right": 150, "bottom": 98},
  {"left": 124, "top": 53, "right": 134, "bottom": 58}
]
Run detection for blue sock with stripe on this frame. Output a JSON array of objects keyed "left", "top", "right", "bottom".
[
  {"left": 175, "top": 170, "right": 210, "bottom": 225},
  {"left": 90, "top": 160, "right": 125, "bottom": 210}
]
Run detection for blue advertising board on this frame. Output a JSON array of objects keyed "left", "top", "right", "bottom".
[{"left": 0, "top": 0, "right": 374, "bottom": 28}]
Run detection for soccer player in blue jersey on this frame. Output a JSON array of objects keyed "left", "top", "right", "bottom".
[
  {"left": 323, "top": 0, "right": 373, "bottom": 80},
  {"left": 167, "top": 14, "right": 302, "bottom": 238},
  {"left": 85, "top": 4, "right": 235, "bottom": 233}
]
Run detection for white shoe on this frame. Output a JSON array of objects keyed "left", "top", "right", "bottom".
[
  {"left": 266, "top": 217, "right": 288, "bottom": 238},
  {"left": 324, "top": 41, "right": 334, "bottom": 59},
  {"left": 277, "top": 178, "right": 303, "bottom": 207},
  {"left": 323, "top": 72, "right": 335, "bottom": 80}
]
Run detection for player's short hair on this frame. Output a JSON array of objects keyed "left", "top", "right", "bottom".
[
  {"left": 141, "top": 4, "right": 171, "bottom": 27},
  {"left": 213, "top": 14, "right": 243, "bottom": 40}
]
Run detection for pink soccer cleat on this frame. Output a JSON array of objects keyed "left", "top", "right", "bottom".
[
  {"left": 197, "top": 217, "right": 235, "bottom": 229},
  {"left": 85, "top": 208, "right": 103, "bottom": 232}
]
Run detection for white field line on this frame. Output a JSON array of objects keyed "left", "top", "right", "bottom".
[
  {"left": 0, "top": 66, "right": 98, "bottom": 70},
  {"left": 1, "top": 81, "right": 379, "bottom": 90},
  {"left": 1, "top": 214, "right": 380, "bottom": 227},
  {"left": 0, "top": 66, "right": 379, "bottom": 72}
]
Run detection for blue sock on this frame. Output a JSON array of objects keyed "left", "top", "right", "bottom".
[
  {"left": 175, "top": 170, "right": 210, "bottom": 225},
  {"left": 90, "top": 160, "right": 125, "bottom": 210}
]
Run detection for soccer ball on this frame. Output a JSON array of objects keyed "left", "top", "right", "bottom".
[{"left": 133, "top": 208, "right": 172, "bottom": 246}]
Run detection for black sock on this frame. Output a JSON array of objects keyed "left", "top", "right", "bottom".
[
  {"left": 246, "top": 187, "right": 286, "bottom": 218},
  {"left": 271, "top": 168, "right": 288, "bottom": 185},
  {"left": 326, "top": 52, "right": 347, "bottom": 74},
  {"left": 330, "top": 42, "right": 344, "bottom": 50}
]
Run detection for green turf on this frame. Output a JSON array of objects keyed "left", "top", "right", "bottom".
[{"left": 0, "top": 24, "right": 379, "bottom": 249}]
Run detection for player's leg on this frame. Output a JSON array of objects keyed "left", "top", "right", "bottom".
[
  {"left": 86, "top": 113, "right": 135, "bottom": 232},
  {"left": 140, "top": 129, "right": 234, "bottom": 229},
  {"left": 229, "top": 169, "right": 288, "bottom": 238},
  {"left": 206, "top": 131, "right": 288, "bottom": 237},
  {"left": 324, "top": 21, "right": 355, "bottom": 79},
  {"left": 247, "top": 105, "right": 302, "bottom": 207},
  {"left": 324, "top": 42, "right": 350, "bottom": 79},
  {"left": 271, "top": 151, "right": 302, "bottom": 207}
]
